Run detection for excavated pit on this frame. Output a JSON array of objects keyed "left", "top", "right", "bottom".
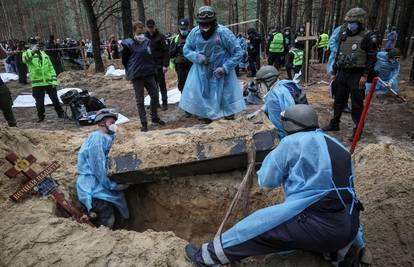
[{"left": 123, "top": 170, "right": 285, "bottom": 244}]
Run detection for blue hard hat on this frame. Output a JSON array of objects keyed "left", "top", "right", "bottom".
[{"left": 178, "top": 18, "right": 190, "bottom": 29}]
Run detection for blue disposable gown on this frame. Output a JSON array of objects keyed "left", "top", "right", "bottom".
[
  {"left": 237, "top": 36, "right": 249, "bottom": 69},
  {"left": 179, "top": 25, "right": 246, "bottom": 119},
  {"left": 327, "top": 26, "right": 342, "bottom": 74},
  {"left": 221, "top": 129, "right": 358, "bottom": 248},
  {"left": 76, "top": 131, "right": 129, "bottom": 218},
  {"left": 365, "top": 51, "right": 400, "bottom": 94},
  {"left": 264, "top": 80, "right": 296, "bottom": 139},
  {"left": 385, "top": 31, "right": 397, "bottom": 50}
]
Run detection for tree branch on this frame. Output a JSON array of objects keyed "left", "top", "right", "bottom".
[
  {"left": 96, "top": 0, "right": 121, "bottom": 20},
  {"left": 97, "top": 8, "right": 121, "bottom": 29}
]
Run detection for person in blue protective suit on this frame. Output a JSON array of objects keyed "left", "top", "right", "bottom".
[
  {"left": 366, "top": 48, "right": 401, "bottom": 95},
  {"left": 185, "top": 104, "right": 371, "bottom": 266},
  {"left": 179, "top": 5, "right": 246, "bottom": 122},
  {"left": 76, "top": 108, "right": 129, "bottom": 229},
  {"left": 255, "top": 65, "right": 297, "bottom": 139},
  {"left": 235, "top": 33, "right": 248, "bottom": 76},
  {"left": 385, "top": 26, "right": 397, "bottom": 51}
]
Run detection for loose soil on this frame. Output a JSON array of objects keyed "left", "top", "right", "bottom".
[{"left": 0, "top": 59, "right": 413, "bottom": 266}]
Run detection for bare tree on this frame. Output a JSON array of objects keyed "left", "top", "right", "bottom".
[
  {"left": 188, "top": 0, "right": 195, "bottom": 26},
  {"left": 136, "top": 0, "right": 146, "bottom": 23},
  {"left": 304, "top": 0, "right": 312, "bottom": 25},
  {"left": 121, "top": 0, "right": 132, "bottom": 38},
  {"left": 396, "top": 0, "right": 414, "bottom": 57},
  {"left": 82, "top": 0, "right": 122, "bottom": 72},
  {"left": 285, "top": 0, "right": 293, "bottom": 28},
  {"left": 178, "top": 0, "right": 185, "bottom": 20}
]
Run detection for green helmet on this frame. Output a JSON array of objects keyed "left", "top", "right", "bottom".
[
  {"left": 281, "top": 104, "right": 319, "bottom": 134},
  {"left": 196, "top": 6, "right": 216, "bottom": 23},
  {"left": 256, "top": 65, "right": 279, "bottom": 88},
  {"left": 94, "top": 108, "right": 118, "bottom": 123},
  {"left": 344, "top": 7, "right": 367, "bottom": 23}
]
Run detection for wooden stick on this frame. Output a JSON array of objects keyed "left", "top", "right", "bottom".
[{"left": 215, "top": 139, "right": 256, "bottom": 237}]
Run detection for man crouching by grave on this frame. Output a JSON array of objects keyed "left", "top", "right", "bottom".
[
  {"left": 179, "top": 6, "right": 246, "bottom": 123},
  {"left": 185, "top": 105, "right": 371, "bottom": 266},
  {"left": 76, "top": 108, "right": 129, "bottom": 229}
]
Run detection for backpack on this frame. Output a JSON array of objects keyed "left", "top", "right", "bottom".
[{"left": 285, "top": 82, "right": 308, "bottom": 104}]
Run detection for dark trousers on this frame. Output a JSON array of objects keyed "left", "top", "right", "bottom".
[
  {"left": 317, "top": 48, "right": 327, "bottom": 63},
  {"left": 132, "top": 75, "right": 159, "bottom": 125},
  {"left": 330, "top": 70, "right": 365, "bottom": 127},
  {"left": 176, "top": 62, "right": 192, "bottom": 92},
  {"left": 155, "top": 67, "right": 168, "bottom": 105},
  {"left": 32, "top": 85, "right": 64, "bottom": 119},
  {"left": 286, "top": 65, "right": 302, "bottom": 80},
  {"left": 248, "top": 55, "right": 258, "bottom": 76},
  {"left": 0, "top": 84, "right": 17, "bottom": 126},
  {"left": 195, "top": 203, "right": 359, "bottom": 265},
  {"left": 268, "top": 52, "right": 284, "bottom": 70},
  {"left": 90, "top": 198, "right": 123, "bottom": 229}
]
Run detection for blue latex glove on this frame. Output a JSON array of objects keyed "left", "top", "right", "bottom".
[
  {"left": 214, "top": 67, "right": 225, "bottom": 78},
  {"left": 197, "top": 54, "right": 208, "bottom": 65}
]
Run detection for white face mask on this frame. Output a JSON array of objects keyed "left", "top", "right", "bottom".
[
  {"left": 180, "top": 30, "right": 189, "bottom": 36},
  {"left": 107, "top": 124, "right": 117, "bottom": 135},
  {"left": 134, "top": 34, "right": 145, "bottom": 43}
]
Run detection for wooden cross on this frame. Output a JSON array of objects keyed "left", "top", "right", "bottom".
[
  {"left": 4, "top": 152, "right": 94, "bottom": 227},
  {"left": 296, "top": 22, "right": 318, "bottom": 84}
]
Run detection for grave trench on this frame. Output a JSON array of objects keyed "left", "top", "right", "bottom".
[{"left": 122, "top": 171, "right": 285, "bottom": 244}]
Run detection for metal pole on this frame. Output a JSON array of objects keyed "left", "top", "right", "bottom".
[{"left": 350, "top": 77, "right": 378, "bottom": 154}]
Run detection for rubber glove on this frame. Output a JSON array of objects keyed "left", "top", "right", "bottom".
[
  {"left": 214, "top": 67, "right": 225, "bottom": 78},
  {"left": 197, "top": 54, "right": 208, "bottom": 65}
]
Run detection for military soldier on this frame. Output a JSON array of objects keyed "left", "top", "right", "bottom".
[{"left": 323, "top": 7, "right": 378, "bottom": 141}]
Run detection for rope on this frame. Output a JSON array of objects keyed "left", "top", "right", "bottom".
[{"left": 215, "top": 137, "right": 256, "bottom": 237}]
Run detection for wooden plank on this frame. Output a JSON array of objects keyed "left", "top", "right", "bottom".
[{"left": 10, "top": 161, "right": 60, "bottom": 201}]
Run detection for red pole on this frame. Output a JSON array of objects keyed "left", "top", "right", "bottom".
[{"left": 350, "top": 77, "right": 378, "bottom": 154}]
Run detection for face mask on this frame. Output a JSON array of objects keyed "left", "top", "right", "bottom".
[
  {"left": 180, "top": 30, "right": 189, "bottom": 36},
  {"left": 134, "top": 34, "right": 145, "bottom": 43},
  {"left": 347, "top": 22, "right": 359, "bottom": 32},
  {"left": 107, "top": 123, "right": 117, "bottom": 135}
]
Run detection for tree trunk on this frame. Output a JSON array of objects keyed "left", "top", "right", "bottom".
[
  {"left": 259, "top": 0, "right": 268, "bottom": 37},
  {"left": 188, "top": 0, "right": 195, "bottom": 27},
  {"left": 410, "top": 55, "right": 414, "bottom": 82},
  {"left": 292, "top": 0, "right": 298, "bottom": 30},
  {"left": 256, "top": 0, "right": 260, "bottom": 30},
  {"left": 285, "top": 0, "right": 292, "bottom": 27},
  {"left": 304, "top": 0, "right": 312, "bottom": 26},
  {"left": 378, "top": 0, "right": 389, "bottom": 36},
  {"left": 177, "top": 0, "right": 185, "bottom": 20},
  {"left": 334, "top": 0, "right": 342, "bottom": 27},
  {"left": 234, "top": 0, "right": 239, "bottom": 33},
  {"left": 317, "top": 0, "right": 327, "bottom": 32},
  {"left": 390, "top": 0, "right": 398, "bottom": 27},
  {"left": 82, "top": 0, "right": 105, "bottom": 72},
  {"left": 136, "top": 0, "right": 145, "bottom": 23},
  {"left": 396, "top": 0, "right": 414, "bottom": 58},
  {"left": 368, "top": 0, "right": 381, "bottom": 30},
  {"left": 121, "top": 0, "right": 133, "bottom": 38}
]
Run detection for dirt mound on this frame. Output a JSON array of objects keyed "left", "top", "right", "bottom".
[{"left": 354, "top": 144, "right": 414, "bottom": 266}]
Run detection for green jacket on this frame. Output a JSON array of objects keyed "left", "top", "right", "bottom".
[
  {"left": 22, "top": 49, "right": 58, "bottom": 87},
  {"left": 269, "top": 32, "right": 285, "bottom": 53}
]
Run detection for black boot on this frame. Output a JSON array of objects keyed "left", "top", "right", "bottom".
[
  {"left": 322, "top": 123, "right": 340, "bottom": 132},
  {"left": 161, "top": 104, "right": 168, "bottom": 111},
  {"left": 184, "top": 244, "right": 207, "bottom": 267},
  {"left": 224, "top": 114, "right": 235, "bottom": 120},
  {"left": 152, "top": 117, "right": 165, "bottom": 126},
  {"left": 37, "top": 116, "right": 45, "bottom": 123},
  {"left": 141, "top": 122, "right": 148, "bottom": 132}
]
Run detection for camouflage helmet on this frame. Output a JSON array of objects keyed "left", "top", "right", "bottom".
[
  {"left": 256, "top": 65, "right": 279, "bottom": 87},
  {"left": 344, "top": 7, "right": 367, "bottom": 23},
  {"left": 94, "top": 108, "right": 118, "bottom": 123}
]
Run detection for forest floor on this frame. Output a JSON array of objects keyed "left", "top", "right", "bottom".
[{"left": 0, "top": 59, "right": 413, "bottom": 267}]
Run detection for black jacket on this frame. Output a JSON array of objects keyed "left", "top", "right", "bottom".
[{"left": 145, "top": 30, "right": 170, "bottom": 68}]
